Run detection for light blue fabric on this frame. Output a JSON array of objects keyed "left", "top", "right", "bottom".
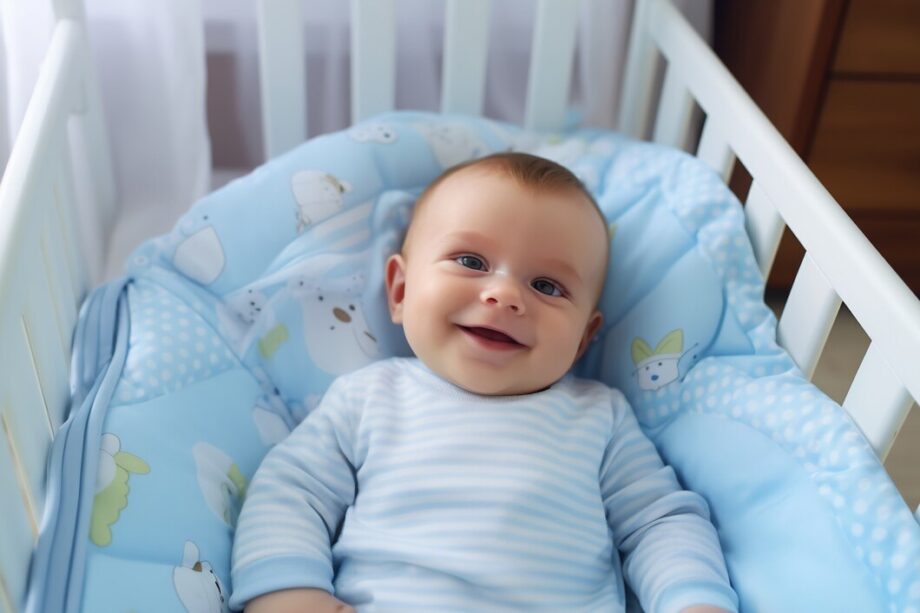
[{"left": 27, "top": 111, "right": 920, "bottom": 613}]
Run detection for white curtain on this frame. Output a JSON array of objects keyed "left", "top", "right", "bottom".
[
  {"left": 0, "top": 0, "right": 710, "bottom": 280},
  {"left": 0, "top": 0, "right": 211, "bottom": 281},
  {"left": 86, "top": 0, "right": 210, "bottom": 279},
  {"left": 0, "top": 0, "right": 54, "bottom": 174}
]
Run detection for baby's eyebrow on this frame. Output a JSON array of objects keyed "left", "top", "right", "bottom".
[
  {"left": 538, "top": 257, "right": 583, "bottom": 286},
  {"left": 443, "top": 230, "right": 496, "bottom": 248}
]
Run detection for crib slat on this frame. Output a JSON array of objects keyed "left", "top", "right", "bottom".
[
  {"left": 257, "top": 0, "right": 306, "bottom": 158},
  {"left": 524, "top": 0, "right": 580, "bottom": 132},
  {"left": 743, "top": 181, "right": 785, "bottom": 279},
  {"left": 53, "top": 103, "right": 87, "bottom": 301},
  {"left": 0, "top": 264, "right": 54, "bottom": 535},
  {"left": 777, "top": 254, "right": 842, "bottom": 379},
  {"left": 52, "top": 13, "right": 114, "bottom": 285},
  {"left": 350, "top": 0, "right": 396, "bottom": 123},
  {"left": 843, "top": 342, "right": 914, "bottom": 460},
  {"left": 696, "top": 117, "right": 736, "bottom": 182},
  {"left": 579, "top": 0, "right": 622, "bottom": 128},
  {"left": 40, "top": 219, "right": 74, "bottom": 374},
  {"left": 51, "top": 134, "right": 83, "bottom": 335},
  {"left": 20, "top": 232, "right": 70, "bottom": 433},
  {"left": 5, "top": 318, "right": 53, "bottom": 518},
  {"left": 617, "top": 0, "right": 659, "bottom": 139},
  {"left": 652, "top": 64, "right": 694, "bottom": 150},
  {"left": 72, "top": 42, "right": 117, "bottom": 262},
  {"left": 441, "top": 0, "right": 491, "bottom": 116},
  {"left": 0, "top": 416, "right": 36, "bottom": 613}
]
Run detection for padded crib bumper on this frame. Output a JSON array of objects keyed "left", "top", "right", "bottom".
[{"left": 27, "top": 112, "right": 920, "bottom": 612}]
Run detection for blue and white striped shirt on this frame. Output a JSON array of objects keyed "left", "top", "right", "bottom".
[{"left": 230, "top": 357, "right": 737, "bottom": 612}]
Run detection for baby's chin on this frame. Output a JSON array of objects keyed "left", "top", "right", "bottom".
[{"left": 435, "top": 364, "right": 558, "bottom": 397}]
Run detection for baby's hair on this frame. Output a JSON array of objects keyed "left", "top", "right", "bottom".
[
  {"left": 405, "top": 152, "right": 608, "bottom": 254},
  {"left": 414, "top": 152, "right": 602, "bottom": 221}
]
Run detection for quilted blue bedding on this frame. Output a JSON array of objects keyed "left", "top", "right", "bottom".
[{"left": 27, "top": 112, "right": 920, "bottom": 612}]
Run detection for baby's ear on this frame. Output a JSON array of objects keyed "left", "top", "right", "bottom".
[
  {"left": 385, "top": 254, "right": 407, "bottom": 324},
  {"left": 574, "top": 310, "right": 604, "bottom": 362}
]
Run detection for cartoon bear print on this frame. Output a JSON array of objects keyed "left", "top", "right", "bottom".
[
  {"left": 413, "top": 122, "right": 488, "bottom": 169},
  {"left": 173, "top": 540, "right": 229, "bottom": 613},
  {"left": 192, "top": 443, "right": 247, "bottom": 527},
  {"left": 631, "top": 329, "right": 687, "bottom": 391},
  {"left": 217, "top": 287, "right": 279, "bottom": 356},
  {"left": 252, "top": 403, "right": 291, "bottom": 446},
  {"left": 290, "top": 170, "right": 353, "bottom": 234},
  {"left": 288, "top": 274, "right": 379, "bottom": 376},
  {"left": 349, "top": 122, "right": 398, "bottom": 144},
  {"left": 173, "top": 212, "right": 226, "bottom": 286},
  {"left": 90, "top": 433, "right": 150, "bottom": 546},
  {"left": 226, "top": 288, "right": 268, "bottom": 325}
]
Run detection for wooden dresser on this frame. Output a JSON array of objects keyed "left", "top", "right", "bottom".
[{"left": 714, "top": 0, "right": 920, "bottom": 294}]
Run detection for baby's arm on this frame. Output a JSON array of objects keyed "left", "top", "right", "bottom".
[
  {"left": 600, "top": 389, "right": 738, "bottom": 613},
  {"left": 230, "top": 378, "right": 361, "bottom": 611}
]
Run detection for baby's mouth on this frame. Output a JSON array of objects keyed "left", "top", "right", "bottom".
[{"left": 457, "top": 325, "right": 526, "bottom": 348}]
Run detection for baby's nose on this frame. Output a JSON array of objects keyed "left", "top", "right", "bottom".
[{"left": 481, "top": 280, "right": 525, "bottom": 314}]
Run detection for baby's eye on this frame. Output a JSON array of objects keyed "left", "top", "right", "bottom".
[
  {"left": 456, "top": 255, "right": 486, "bottom": 271},
  {"left": 532, "top": 279, "right": 563, "bottom": 297}
]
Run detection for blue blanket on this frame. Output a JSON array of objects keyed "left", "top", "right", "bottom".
[{"left": 28, "top": 112, "right": 920, "bottom": 612}]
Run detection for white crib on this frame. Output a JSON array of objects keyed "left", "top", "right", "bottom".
[{"left": 1, "top": 0, "right": 918, "bottom": 611}]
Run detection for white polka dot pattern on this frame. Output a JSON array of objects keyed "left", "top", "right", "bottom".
[{"left": 112, "top": 279, "right": 238, "bottom": 404}]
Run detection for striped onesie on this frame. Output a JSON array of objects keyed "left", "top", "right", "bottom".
[{"left": 230, "top": 357, "right": 738, "bottom": 612}]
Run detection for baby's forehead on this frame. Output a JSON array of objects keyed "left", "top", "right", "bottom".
[{"left": 420, "top": 165, "right": 598, "bottom": 221}]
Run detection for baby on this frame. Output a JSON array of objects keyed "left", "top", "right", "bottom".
[{"left": 230, "top": 153, "right": 738, "bottom": 613}]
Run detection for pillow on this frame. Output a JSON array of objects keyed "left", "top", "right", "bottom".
[{"left": 29, "top": 112, "right": 919, "bottom": 613}]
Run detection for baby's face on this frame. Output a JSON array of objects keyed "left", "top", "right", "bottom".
[{"left": 385, "top": 169, "right": 607, "bottom": 395}]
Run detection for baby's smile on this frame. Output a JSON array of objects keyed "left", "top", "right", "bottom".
[{"left": 456, "top": 324, "right": 528, "bottom": 350}]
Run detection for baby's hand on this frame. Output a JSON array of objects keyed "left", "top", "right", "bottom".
[{"left": 245, "top": 588, "right": 356, "bottom": 613}]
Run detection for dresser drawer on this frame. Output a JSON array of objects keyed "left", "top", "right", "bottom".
[
  {"left": 807, "top": 79, "right": 920, "bottom": 215},
  {"left": 833, "top": 0, "right": 920, "bottom": 75}
]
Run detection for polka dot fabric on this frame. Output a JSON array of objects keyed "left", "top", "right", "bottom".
[{"left": 112, "top": 278, "right": 239, "bottom": 405}]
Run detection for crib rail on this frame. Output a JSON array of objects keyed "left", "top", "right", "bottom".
[
  {"left": 0, "top": 17, "right": 115, "bottom": 611},
  {"left": 621, "top": 0, "right": 920, "bottom": 467}
]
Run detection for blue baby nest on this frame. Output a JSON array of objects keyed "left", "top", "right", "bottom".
[{"left": 27, "top": 112, "right": 920, "bottom": 612}]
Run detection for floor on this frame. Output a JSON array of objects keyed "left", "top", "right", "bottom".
[{"left": 767, "top": 294, "right": 919, "bottom": 511}]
